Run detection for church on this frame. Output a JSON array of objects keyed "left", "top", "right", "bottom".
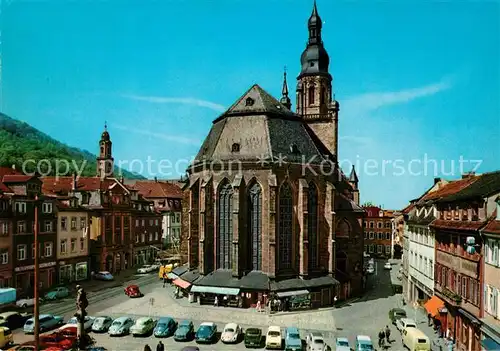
[{"left": 181, "top": 1, "right": 365, "bottom": 309}]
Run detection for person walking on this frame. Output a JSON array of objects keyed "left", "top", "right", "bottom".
[
  {"left": 162, "top": 272, "right": 167, "bottom": 288},
  {"left": 378, "top": 329, "right": 385, "bottom": 348},
  {"left": 214, "top": 295, "right": 219, "bottom": 307},
  {"left": 156, "top": 341, "right": 164, "bottom": 351},
  {"left": 428, "top": 313, "right": 432, "bottom": 326},
  {"left": 385, "top": 325, "right": 391, "bottom": 343},
  {"left": 144, "top": 345, "right": 152, "bottom": 351}
]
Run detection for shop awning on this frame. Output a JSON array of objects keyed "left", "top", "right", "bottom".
[
  {"left": 172, "top": 278, "right": 191, "bottom": 290},
  {"left": 167, "top": 273, "right": 178, "bottom": 280},
  {"left": 424, "top": 295, "right": 445, "bottom": 317},
  {"left": 190, "top": 285, "right": 240, "bottom": 295},
  {"left": 276, "top": 290, "right": 309, "bottom": 298},
  {"left": 481, "top": 337, "right": 500, "bottom": 350}
]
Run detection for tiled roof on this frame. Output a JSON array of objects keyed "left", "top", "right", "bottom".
[
  {"left": 0, "top": 181, "right": 12, "bottom": 193},
  {"left": 2, "top": 175, "right": 36, "bottom": 183},
  {"left": 336, "top": 193, "right": 364, "bottom": 212},
  {"left": 419, "top": 177, "right": 479, "bottom": 203},
  {"left": 430, "top": 219, "right": 485, "bottom": 231},
  {"left": 482, "top": 209, "right": 500, "bottom": 234},
  {"left": 42, "top": 176, "right": 120, "bottom": 194},
  {"left": 437, "top": 171, "right": 500, "bottom": 203},
  {"left": 131, "top": 180, "right": 183, "bottom": 199},
  {"left": 402, "top": 203, "right": 415, "bottom": 214}
]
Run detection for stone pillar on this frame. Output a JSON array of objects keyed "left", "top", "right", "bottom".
[
  {"left": 231, "top": 175, "right": 243, "bottom": 277},
  {"left": 268, "top": 174, "right": 277, "bottom": 278},
  {"left": 325, "top": 182, "right": 336, "bottom": 275},
  {"left": 298, "top": 179, "right": 308, "bottom": 277}
]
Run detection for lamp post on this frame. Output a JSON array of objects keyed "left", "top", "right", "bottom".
[{"left": 33, "top": 195, "right": 40, "bottom": 351}]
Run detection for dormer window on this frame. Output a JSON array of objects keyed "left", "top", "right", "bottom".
[
  {"left": 245, "top": 97, "right": 255, "bottom": 106},
  {"left": 231, "top": 143, "right": 240, "bottom": 153}
]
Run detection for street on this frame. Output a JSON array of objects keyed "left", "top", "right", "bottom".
[{"left": 11, "top": 260, "right": 443, "bottom": 350}]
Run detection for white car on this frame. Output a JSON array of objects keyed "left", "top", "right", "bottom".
[
  {"left": 16, "top": 297, "right": 38, "bottom": 308},
  {"left": 384, "top": 262, "right": 392, "bottom": 270},
  {"left": 306, "top": 332, "right": 327, "bottom": 351},
  {"left": 266, "top": 325, "right": 282, "bottom": 349},
  {"left": 221, "top": 322, "right": 241, "bottom": 343},
  {"left": 366, "top": 265, "right": 375, "bottom": 274},
  {"left": 65, "top": 316, "right": 95, "bottom": 331},
  {"left": 137, "top": 265, "right": 156, "bottom": 274},
  {"left": 396, "top": 318, "right": 417, "bottom": 332}
]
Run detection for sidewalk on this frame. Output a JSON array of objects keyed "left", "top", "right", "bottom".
[{"left": 403, "top": 303, "right": 451, "bottom": 350}]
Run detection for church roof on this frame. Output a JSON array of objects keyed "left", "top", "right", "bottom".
[{"left": 194, "top": 84, "right": 334, "bottom": 165}]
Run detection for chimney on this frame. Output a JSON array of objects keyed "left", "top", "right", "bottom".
[
  {"left": 462, "top": 172, "right": 476, "bottom": 179},
  {"left": 72, "top": 173, "right": 77, "bottom": 190},
  {"left": 434, "top": 177, "right": 441, "bottom": 185}
]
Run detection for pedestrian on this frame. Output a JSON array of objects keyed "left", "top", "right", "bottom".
[
  {"left": 214, "top": 295, "right": 219, "bottom": 307},
  {"left": 385, "top": 325, "right": 391, "bottom": 343},
  {"left": 162, "top": 272, "right": 167, "bottom": 288},
  {"left": 378, "top": 330, "right": 385, "bottom": 347},
  {"left": 156, "top": 340, "right": 164, "bottom": 351},
  {"left": 428, "top": 313, "right": 432, "bottom": 326},
  {"left": 144, "top": 345, "right": 152, "bottom": 351},
  {"left": 256, "top": 300, "right": 261, "bottom": 312}
]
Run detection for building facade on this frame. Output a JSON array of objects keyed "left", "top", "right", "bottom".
[
  {"left": 182, "top": 2, "right": 365, "bottom": 308},
  {"left": 131, "top": 198, "right": 163, "bottom": 266},
  {"left": 363, "top": 206, "right": 393, "bottom": 258},
  {"left": 55, "top": 197, "right": 90, "bottom": 283},
  {"left": 0, "top": 189, "right": 12, "bottom": 288}
]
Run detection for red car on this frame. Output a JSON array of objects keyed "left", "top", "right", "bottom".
[
  {"left": 124, "top": 284, "right": 143, "bottom": 298},
  {"left": 39, "top": 333, "right": 76, "bottom": 350},
  {"left": 55, "top": 326, "right": 77, "bottom": 339}
]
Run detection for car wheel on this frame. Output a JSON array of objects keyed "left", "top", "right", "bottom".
[{"left": 21, "top": 303, "right": 27, "bottom": 308}]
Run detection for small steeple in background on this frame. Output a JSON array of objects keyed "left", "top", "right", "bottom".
[{"left": 280, "top": 66, "right": 292, "bottom": 110}]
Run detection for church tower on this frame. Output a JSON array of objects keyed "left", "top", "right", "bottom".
[
  {"left": 296, "top": 0, "right": 340, "bottom": 157},
  {"left": 96, "top": 123, "right": 114, "bottom": 179}
]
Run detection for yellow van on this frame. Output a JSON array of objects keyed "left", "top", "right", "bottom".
[
  {"left": 159, "top": 264, "right": 174, "bottom": 278},
  {"left": 402, "top": 327, "right": 430, "bottom": 351},
  {"left": 0, "top": 326, "right": 13, "bottom": 348}
]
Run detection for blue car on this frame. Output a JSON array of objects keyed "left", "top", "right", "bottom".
[
  {"left": 284, "top": 327, "right": 302, "bottom": 351},
  {"left": 195, "top": 322, "right": 217, "bottom": 343},
  {"left": 23, "top": 314, "right": 64, "bottom": 334},
  {"left": 174, "top": 320, "right": 194, "bottom": 341},
  {"left": 154, "top": 317, "right": 177, "bottom": 338}
]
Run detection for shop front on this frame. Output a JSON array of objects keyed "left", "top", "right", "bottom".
[
  {"left": 14, "top": 261, "right": 56, "bottom": 295},
  {"left": 58, "top": 257, "right": 90, "bottom": 284},
  {"left": 480, "top": 317, "right": 500, "bottom": 351},
  {"left": 424, "top": 295, "right": 447, "bottom": 335},
  {"left": 191, "top": 285, "right": 241, "bottom": 307},
  {"left": 457, "top": 308, "right": 482, "bottom": 351},
  {"left": 172, "top": 277, "right": 191, "bottom": 298}
]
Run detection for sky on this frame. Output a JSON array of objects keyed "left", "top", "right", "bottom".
[{"left": 1, "top": 0, "right": 499, "bottom": 210}]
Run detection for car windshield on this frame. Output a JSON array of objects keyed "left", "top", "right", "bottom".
[
  {"left": 225, "top": 328, "right": 234, "bottom": 333},
  {"left": 68, "top": 318, "right": 77, "bottom": 324},
  {"left": 24, "top": 320, "right": 33, "bottom": 325},
  {"left": 360, "top": 343, "right": 373, "bottom": 350},
  {"left": 138, "top": 319, "right": 150, "bottom": 326},
  {"left": 314, "top": 339, "right": 325, "bottom": 344},
  {"left": 199, "top": 326, "right": 212, "bottom": 332},
  {"left": 95, "top": 318, "right": 106, "bottom": 323},
  {"left": 157, "top": 323, "right": 167, "bottom": 328},
  {"left": 112, "top": 321, "right": 123, "bottom": 326},
  {"left": 289, "top": 333, "right": 300, "bottom": 339},
  {"left": 269, "top": 331, "right": 280, "bottom": 337},
  {"left": 247, "top": 329, "right": 260, "bottom": 335},
  {"left": 336, "top": 340, "right": 348, "bottom": 346}
]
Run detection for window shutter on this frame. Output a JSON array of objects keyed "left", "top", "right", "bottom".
[{"left": 485, "top": 285, "right": 489, "bottom": 313}]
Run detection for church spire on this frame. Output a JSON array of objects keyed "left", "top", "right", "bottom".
[
  {"left": 280, "top": 67, "right": 292, "bottom": 110},
  {"left": 308, "top": 0, "right": 322, "bottom": 44}
]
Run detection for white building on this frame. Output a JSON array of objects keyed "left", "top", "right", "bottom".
[{"left": 163, "top": 203, "right": 182, "bottom": 249}]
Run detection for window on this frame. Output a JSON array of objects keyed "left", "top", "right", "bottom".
[
  {"left": 278, "top": 182, "right": 293, "bottom": 271},
  {"left": 17, "top": 245, "right": 26, "bottom": 260},
  {"left": 42, "top": 202, "right": 52, "bottom": 213},
  {"left": 141, "top": 233, "right": 145, "bottom": 242},
  {"left": 217, "top": 181, "right": 233, "bottom": 269},
  {"left": 385, "top": 245, "right": 391, "bottom": 254},
  {"left": 44, "top": 220, "right": 52, "bottom": 232},
  {"left": 231, "top": 143, "right": 240, "bottom": 152},
  {"left": 493, "top": 288, "right": 498, "bottom": 315},
  {"left": 71, "top": 217, "right": 77, "bottom": 230},
  {"left": 308, "top": 86, "right": 315, "bottom": 105},
  {"left": 135, "top": 234, "right": 139, "bottom": 243},
  {"left": 364, "top": 232, "right": 368, "bottom": 239},
  {"left": 80, "top": 238, "right": 84, "bottom": 251},
  {"left": 70, "top": 238, "right": 76, "bottom": 252},
  {"left": 0, "top": 251, "right": 7, "bottom": 264},
  {"left": 369, "top": 222, "right": 374, "bottom": 228},
  {"left": 148, "top": 219, "right": 153, "bottom": 226},
  {"left": 135, "top": 219, "right": 139, "bottom": 227},
  {"left": 385, "top": 222, "right": 391, "bottom": 228},
  {"left": 369, "top": 232, "right": 374, "bottom": 239},
  {"left": 369, "top": 244, "right": 374, "bottom": 253},
  {"left": 61, "top": 217, "right": 67, "bottom": 231},
  {"left": 0, "top": 222, "right": 8, "bottom": 235},
  {"left": 307, "top": 183, "right": 318, "bottom": 269},
  {"left": 386, "top": 233, "right": 391, "bottom": 240},
  {"left": 462, "top": 277, "right": 467, "bottom": 298},
  {"left": 80, "top": 217, "right": 86, "bottom": 230},
  {"left": 493, "top": 241, "right": 499, "bottom": 266},
  {"left": 44, "top": 242, "right": 52, "bottom": 257},
  {"left": 142, "top": 219, "right": 145, "bottom": 226},
  {"left": 377, "top": 245, "right": 383, "bottom": 253},
  {"left": 148, "top": 233, "right": 152, "bottom": 242},
  {"left": 248, "top": 182, "right": 262, "bottom": 271},
  {"left": 60, "top": 239, "right": 67, "bottom": 254},
  {"left": 15, "top": 202, "right": 26, "bottom": 213},
  {"left": 154, "top": 232, "right": 158, "bottom": 241},
  {"left": 17, "top": 221, "right": 26, "bottom": 233},
  {"left": 155, "top": 219, "right": 159, "bottom": 226},
  {"left": 377, "top": 222, "right": 382, "bottom": 228}
]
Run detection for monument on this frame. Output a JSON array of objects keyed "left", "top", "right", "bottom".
[{"left": 75, "top": 285, "right": 90, "bottom": 350}]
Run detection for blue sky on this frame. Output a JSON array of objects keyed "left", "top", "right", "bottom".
[{"left": 1, "top": 0, "right": 499, "bottom": 209}]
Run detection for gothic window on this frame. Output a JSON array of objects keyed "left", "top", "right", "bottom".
[
  {"left": 217, "top": 182, "right": 233, "bottom": 269},
  {"left": 100, "top": 146, "right": 104, "bottom": 154},
  {"left": 308, "top": 86, "right": 315, "bottom": 105},
  {"left": 278, "top": 182, "right": 293, "bottom": 270},
  {"left": 248, "top": 182, "right": 262, "bottom": 271},
  {"left": 308, "top": 182, "right": 318, "bottom": 269},
  {"left": 320, "top": 86, "right": 325, "bottom": 105},
  {"left": 245, "top": 97, "right": 255, "bottom": 106},
  {"left": 337, "top": 219, "right": 351, "bottom": 237}
]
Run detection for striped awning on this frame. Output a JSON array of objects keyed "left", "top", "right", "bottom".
[
  {"left": 172, "top": 278, "right": 191, "bottom": 290},
  {"left": 190, "top": 285, "right": 240, "bottom": 295}
]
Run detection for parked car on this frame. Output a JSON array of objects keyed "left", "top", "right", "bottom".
[
  {"left": 0, "top": 326, "right": 13, "bottom": 349},
  {"left": 15, "top": 297, "right": 39, "bottom": 309},
  {"left": 265, "top": 326, "right": 282, "bottom": 349},
  {"left": 39, "top": 332, "right": 75, "bottom": 350},
  {"left": 153, "top": 317, "right": 177, "bottom": 338},
  {"left": 195, "top": 322, "right": 217, "bottom": 343},
  {"left": 306, "top": 332, "right": 327, "bottom": 351},
  {"left": 389, "top": 308, "right": 407, "bottom": 324},
  {"left": 334, "top": 337, "right": 350, "bottom": 351},
  {"left": 174, "top": 320, "right": 194, "bottom": 341},
  {"left": 23, "top": 314, "right": 64, "bottom": 334},
  {"left": 92, "top": 316, "right": 113, "bottom": 333},
  {"left": 124, "top": 285, "right": 143, "bottom": 298},
  {"left": 0, "top": 311, "right": 32, "bottom": 329},
  {"left": 44, "top": 287, "right": 70, "bottom": 301},
  {"left": 65, "top": 316, "right": 95, "bottom": 331},
  {"left": 396, "top": 318, "right": 417, "bottom": 332},
  {"left": 284, "top": 327, "right": 302, "bottom": 351},
  {"left": 221, "top": 323, "right": 241, "bottom": 344},
  {"left": 130, "top": 317, "right": 156, "bottom": 337},
  {"left": 244, "top": 328, "right": 262, "bottom": 348},
  {"left": 54, "top": 326, "right": 77, "bottom": 340},
  {"left": 355, "top": 335, "right": 374, "bottom": 351},
  {"left": 108, "top": 317, "right": 134, "bottom": 336},
  {"left": 137, "top": 265, "right": 156, "bottom": 274},
  {"left": 384, "top": 262, "right": 392, "bottom": 270},
  {"left": 93, "top": 271, "right": 114, "bottom": 281}
]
